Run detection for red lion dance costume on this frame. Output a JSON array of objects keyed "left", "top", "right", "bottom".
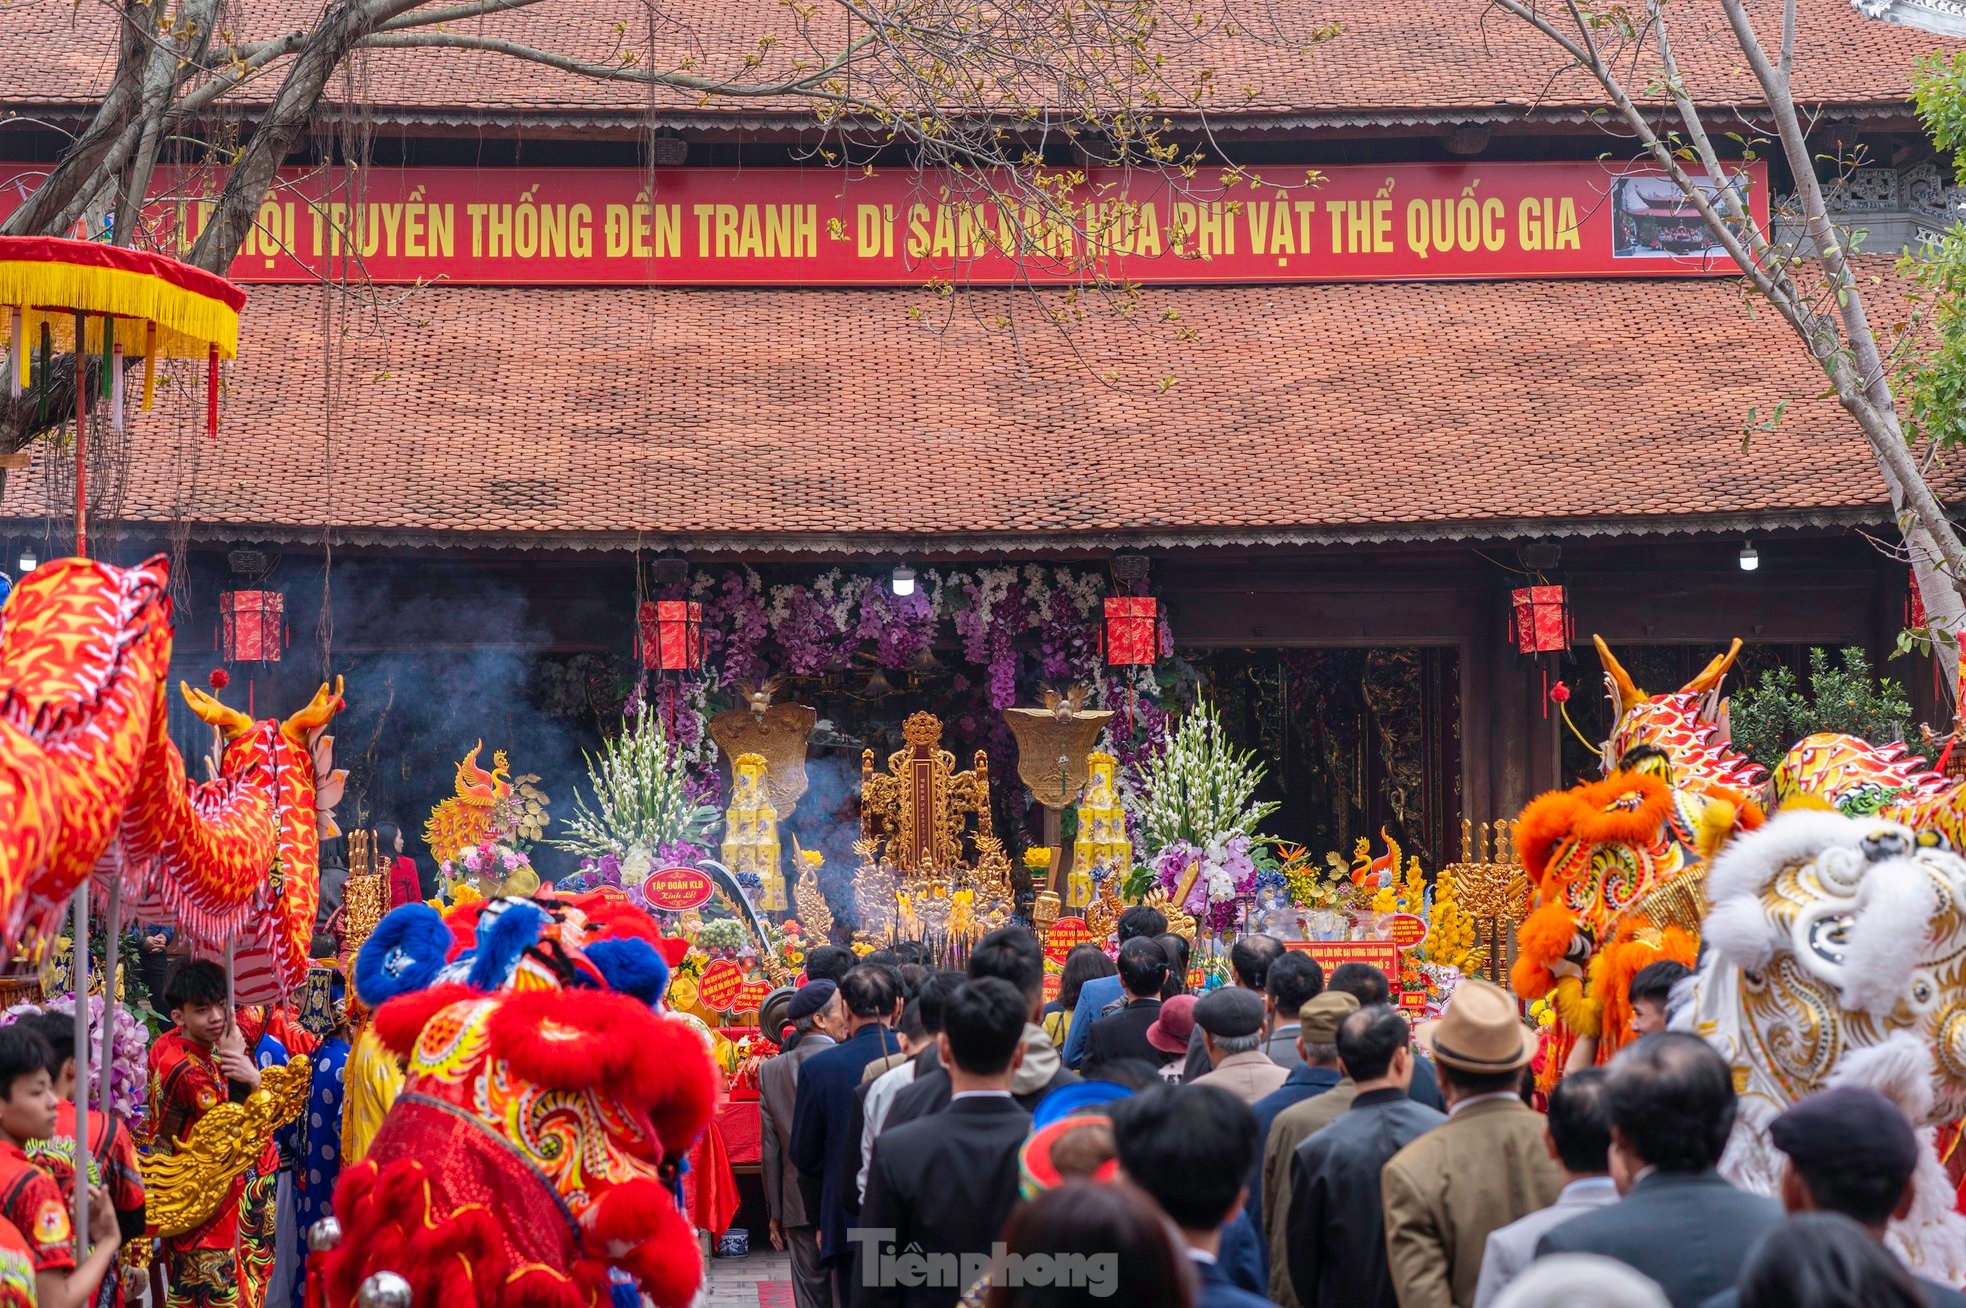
[
  {"left": 0, "top": 554, "right": 340, "bottom": 997},
  {"left": 314, "top": 890, "right": 715, "bottom": 1308}
]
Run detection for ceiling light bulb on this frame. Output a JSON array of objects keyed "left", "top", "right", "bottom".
[
  {"left": 1739, "top": 541, "right": 1759, "bottom": 572},
  {"left": 892, "top": 565, "right": 917, "bottom": 597},
  {"left": 16, "top": 549, "right": 36, "bottom": 573}
]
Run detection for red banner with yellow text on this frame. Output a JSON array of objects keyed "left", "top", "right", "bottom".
[{"left": 0, "top": 161, "right": 1765, "bottom": 287}]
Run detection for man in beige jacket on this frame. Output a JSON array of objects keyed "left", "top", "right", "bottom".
[
  {"left": 1190, "top": 987, "right": 1289, "bottom": 1105},
  {"left": 1380, "top": 979, "right": 1562, "bottom": 1308}
]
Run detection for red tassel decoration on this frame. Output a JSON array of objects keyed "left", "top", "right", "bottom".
[{"left": 206, "top": 344, "right": 218, "bottom": 438}]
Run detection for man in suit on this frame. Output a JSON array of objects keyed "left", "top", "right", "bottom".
[
  {"left": 1535, "top": 1033, "right": 1784, "bottom": 1308},
  {"left": 1263, "top": 952, "right": 1324, "bottom": 1071},
  {"left": 1247, "top": 990, "right": 1357, "bottom": 1275},
  {"left": 1063, "top": 905, "right": 1167, "bottom": 1068},
  {"left": 1698, "top": 1087, "right": 1966, "bottom": 1308},
  {"left": 1083, "top": 936, "right": 1172, "bottom": 1070},
  {"left": 1326, "top": 962, "right": 1445, "bottom": 1110},
  {"left": 790, "top": 965, "right": 905, "bottom": 1303},
  {"left": 1283, "top": 1004, "right": 1444, "bottom": 1308},
  {"left": 1191, "top": 987, "right": 1289, "bottom": 1105},
  {"left": 1382, "top": 978, "right": 1563, "bottom": 1308},
  {"left": 856, "top": 977, "right": 1034, "bottom": 1308},
  {"left": 1182, "top": 935, "right": 1283, "bottom": 1081},
  {"left": 1114, "top": 1083, "right": 1278, "bottom": 1308},
  {"left": 879, "top": 928, "right": 1079, "bottom": 1130},
  {"left": 1472, "top": 1068, "right": 1617, "bottom": 1308},
  {"left": 761, "top": 981, "right": 844, "bottom": 1308}
]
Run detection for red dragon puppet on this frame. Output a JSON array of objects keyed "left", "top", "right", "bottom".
[{"left": 0, "top": 554, "right": 341, "bottom": 999}]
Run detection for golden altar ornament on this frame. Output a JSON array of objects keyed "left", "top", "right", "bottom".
[
  {"left": 142, "top": 1057, "right": 312, "bottom": 1237},
  {"left": 855, "top": 712, "right": 1014, "bottom": 942},
  {"left": 722, "top": 753, "right": 787, "bottom": 912},
  {"left": 710, "top": 680, "right": 818, "bottom": 820},
  {"left": 791, "top": 844, "right": 834, "bottom": 942},
  {"left": 1070, "top": 752, "right": 1132, "bottom": 909}
]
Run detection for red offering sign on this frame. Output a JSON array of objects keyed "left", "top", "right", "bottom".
[
  {"left": 733, "top": 979, "right": 773, "bottom": 1015},
  {"left": 645, "top": 866, "right": 715, "bottom": 912},
  {"left": 1388, "top": 914, "right": 1429, "bottom": 951},
  {"left": 698, "top": 959, "right": 746, "bottom": 1012},
  {"left": 1045, "top": 917, "right": 1091, "bottom": 963},
  {"left": 0, "top": 161, "right": 1766, "bottom": 288},
  {"left": 1043, "top": 973, "right": 1062, "bottom": 1005},
  {"left": 1284, "top": 939, "right": 1401, "bottom": 976}
]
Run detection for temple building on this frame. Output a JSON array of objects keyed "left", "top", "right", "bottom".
[{"left": 3, "top": 0, "right": 1963, "bottom": 879}]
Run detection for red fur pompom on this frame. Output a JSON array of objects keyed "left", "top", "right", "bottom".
[{"left": 207, "top": 667, "right": 230, "bottom": 690}]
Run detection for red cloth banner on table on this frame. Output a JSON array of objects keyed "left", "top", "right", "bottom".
[
  {"left": 1104, "top": 598, "right": 1158, "bottom": 666},
  {"left": 713, "top": 1099, "right": 762, "bottom": 1167},
  {"left": 0, "top": 162, "right": 1769, "bottom": 288},
  {"left": 684, "top": 1115, "right": 741, "bottom": 1237},
  {"left": 1509, "top": 586, "right": 1570, "bottom": 655},
  {"left": 639, "top": 599, "right": 703, "bottom": 672}
]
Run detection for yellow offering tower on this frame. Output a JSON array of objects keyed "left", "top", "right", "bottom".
[
  {"left": 1069, "top": 752, "right": 1132, "bottom": 910},
  {"left": 723, "top": 752, "right": 787, "bottom": 912}
]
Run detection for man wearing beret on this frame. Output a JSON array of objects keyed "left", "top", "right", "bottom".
[
  {"left": 761, "top": 980, "right": 843, "bottom": 1308},
  {"left": 1698, "top": 1087, "right": 1966, "bottom": 1308},
  {"left": 1192, "top": 988, "right": 1290, "bottom": 1106}
]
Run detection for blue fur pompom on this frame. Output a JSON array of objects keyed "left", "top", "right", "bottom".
[
  {"left": 584, "top": 937, "right": 671, "bottom": 1006},
  {"left": 466, "top": 899, "right": 546, "bottom": 990},
  {"left": 353, "top": 905, "right": 454, "bottom": 1007}
]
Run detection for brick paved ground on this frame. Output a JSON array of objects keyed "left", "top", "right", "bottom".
[{"left": 702, "top": 1248, "right": 794, "bottom": 1308}]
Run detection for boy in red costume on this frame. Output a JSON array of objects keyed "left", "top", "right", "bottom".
[
  {"left": 146, "top": 960, "right": 261, "bottom": 1308},
  {"left": 14, "top": 1012, "right": 145, "bottom": 1307},
  {"left": 0, "top": 1025, "right": 121, "bottom": 1308}
]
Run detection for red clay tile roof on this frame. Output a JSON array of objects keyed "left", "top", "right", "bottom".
[
  {"left": 0, "top": 273, "right": 1939, "bottom": 551},
  {"left": 3, "top": 0, "right": 1956, "bottom": 126}
]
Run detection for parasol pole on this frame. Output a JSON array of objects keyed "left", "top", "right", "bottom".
[
  {"left": 72, "top": 313, "right": 86, "bottom": 558},
  {"left": 68, "top": 889, "right": 89, "bottom": 1259},
  {"left": 98, "top": 872, "right": 121, "bottom": 1134}
]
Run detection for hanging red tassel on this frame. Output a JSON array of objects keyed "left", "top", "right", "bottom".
[{"left": 206, "top": 344, "right": 218, "bottom": 438}]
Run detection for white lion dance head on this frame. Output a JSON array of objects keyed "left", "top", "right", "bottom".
[{"left": 1688, "top": 808, "right": 1966, "bottom": 1282}]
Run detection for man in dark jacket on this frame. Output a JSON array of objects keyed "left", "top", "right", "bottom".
[
  {"left": 1115, "top": 1084, "right": 1277, "bottom": 1308},
  {"left": 1535, "top": 1033, "right": 1783, "bottom": 1308},
  {"left": 790, "top": 966, "right": 904, "bottom": 1302},
  {"left": 1246, "top": 990, "right": 1357, "bottom": 1259},
  {"left": 1083, "top": 937, "right": 1172, "bottom": 1070},
  {"left": 1284, "top": 1004, "right": 1444, "bottom": 1308},
  {"left": 856, "top": 978, "right": 1033, "bottom": 1308},
  {"left": 879, "top": 927, "right": 1077, "bottom": 1129}
]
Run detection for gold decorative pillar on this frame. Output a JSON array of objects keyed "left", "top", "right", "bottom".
[{"left": 1448, "top": 818, "right": 1525, "bottom": 986}]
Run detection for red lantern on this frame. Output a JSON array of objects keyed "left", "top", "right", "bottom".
[
  {"left": 1910, "top": 570, "right": 1929, "bottom": 631},
  {"left": 1103, "top": 596, "right": 1158, "bottom": 666},
  {"left": 1509, "top": 585, "right": 1570, "bottom": 655},
  {"left": 639, "top": 599, "right": 703, "bottom": 672},
  {"left": 219, "top": 589, "right": 284, "bottom": 663}
]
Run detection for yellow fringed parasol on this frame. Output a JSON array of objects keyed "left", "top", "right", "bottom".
[{"left": 0, "top": 235, "right": 246, "bottom": 555}]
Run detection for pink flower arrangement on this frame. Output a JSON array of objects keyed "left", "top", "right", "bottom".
[{"left": 4, "top": 993, "right": 148, "bottom": 1119}]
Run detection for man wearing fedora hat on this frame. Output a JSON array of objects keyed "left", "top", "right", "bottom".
[
  {"left": 761, "top": 980, "right": 845, "bottom": 1308},
  {"left": 1381, "top": 978, "right": 1562, "bottom": 1308}
]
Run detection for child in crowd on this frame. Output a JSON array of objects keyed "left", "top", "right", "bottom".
[
  {"left": 14, "top": 1011, "right": 145, "bottom": 1307},
  {"left": 148, "top": 959, "right": 261, "bottom": 1307},
  {"left": 0, "top": 1025, "right": 120, "bottom": 1308}
]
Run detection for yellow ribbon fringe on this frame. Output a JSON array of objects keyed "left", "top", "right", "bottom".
[{"left": 0, "top": 256, "right": 239, "bottom": 361}]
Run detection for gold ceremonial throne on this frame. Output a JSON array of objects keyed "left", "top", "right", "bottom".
[{"left": 853, "top": 712, "right": 1015, "bottom": 944}]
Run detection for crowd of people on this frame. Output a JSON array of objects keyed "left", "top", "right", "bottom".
[{"left": 758, "top": 906, "right": 1964, "bottom": 1308}]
